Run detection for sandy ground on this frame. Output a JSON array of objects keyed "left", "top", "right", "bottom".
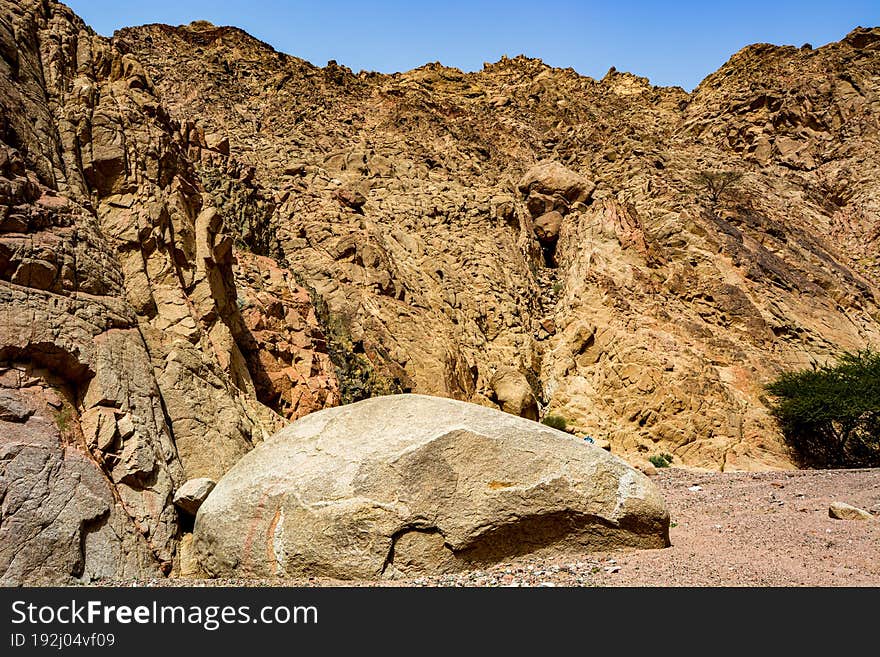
[
  {"left": 586, "top": 467, "right": 880, "bottom": 587},
  {"left": 117, "top": 467, "right": 880, "bottom": 588}
]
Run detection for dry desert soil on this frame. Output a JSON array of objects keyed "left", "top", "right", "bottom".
[{"left": 115, "top": 467, "right": 880, "bottom": 588}]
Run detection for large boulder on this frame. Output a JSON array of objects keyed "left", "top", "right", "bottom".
[
  {"left": 194, "top": 394, "right": 670, "bottom": 579},
  {"left": 489, "top": 367, "right": 539, "bottom": 420},
  {"left": 517, "top": 161, "right": 595, "bottom": 216}
]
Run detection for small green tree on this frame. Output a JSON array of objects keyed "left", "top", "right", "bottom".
[
  {"left": 690, "top": 170, "right": 743, "bottom": 206},
  {"left": 765, "top": 349, "right": 880, "bottom": 468}
]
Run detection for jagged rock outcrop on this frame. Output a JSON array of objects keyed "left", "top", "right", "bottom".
[
  {"left": 194, "top": 394, "right": 670, "bottom": 579},
  {"left": 232, "top": 251, "right": 340, "bottom": 420},
  {"left": 0, "top": 0, "right": 336, "bottom": 584},
  {"left": 118, "top": 21, "right": 880, "bottom": 472}
]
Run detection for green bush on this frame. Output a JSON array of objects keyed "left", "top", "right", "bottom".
[
  {"left": 54, "top": 406, "right": 73, "bottom": 434},
  {"left": 765, "top": 349, "right": 880, "bottom": 468},
  {"left": 541, "top": 414, "right": 568, "bottom": 432},
  {"left": 648, "top": 453, "right": 672, "bottom": 468}
]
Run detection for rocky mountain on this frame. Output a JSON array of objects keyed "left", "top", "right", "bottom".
[
  {"left": 0, "top": 0, "right": 878, "bottom": 583},
  {"left": 115, "top": 19, "right": 880, "bottom": 473}
]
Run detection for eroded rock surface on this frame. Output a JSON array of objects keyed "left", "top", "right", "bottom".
[
  {"left": 0, "top": 0, "right": 336, "bottom": 584},
  {"left": 118, "top": 21, "right": 880, "bottom": 472}
]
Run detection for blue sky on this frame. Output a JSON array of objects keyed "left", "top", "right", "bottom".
[{"left": 66, "top": 1, "right": 880, "bottom": 90}]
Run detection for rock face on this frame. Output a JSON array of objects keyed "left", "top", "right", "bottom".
[
  {"left": 117, "top": 20, "right": 880, "bottom": 474},
  {"left": 0, "top": 382, "right": 161, "bottom": 585},
  {"left": 194, "top": 394, "right": 670, "bottom": 579},
  {"left": 232, "top": 251, "right": 340, "bottom": 420},
  {"left": 0, "top": 0, "right": 337, "bottom": 584}
]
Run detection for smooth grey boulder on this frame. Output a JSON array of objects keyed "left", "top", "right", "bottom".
[{"left": 194, "top": 394, "right": 670, "bottom": 579}]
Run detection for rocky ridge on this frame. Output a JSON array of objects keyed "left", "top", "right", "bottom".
[
  {"left": 1, "top": 0, "right": 879, "bottom": 584},
  {"left": 116, "top": 21, "right": 880, "bottom": 473}
]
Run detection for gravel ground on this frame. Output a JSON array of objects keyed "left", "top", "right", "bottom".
[{"left": 106, "top": 467, "right": 880, "bottom": 588}]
